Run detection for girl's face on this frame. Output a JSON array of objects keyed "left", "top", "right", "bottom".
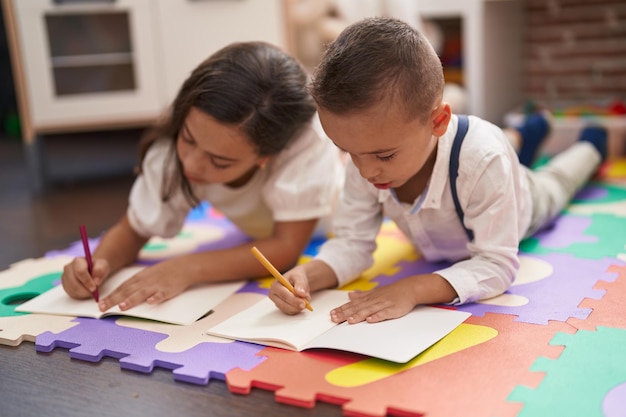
[
  {"left": 318, "top": 102, "right": 450, "bottom": 190},
  {"left": 176, "top": 107, "right": 269, "bottom": 187}
]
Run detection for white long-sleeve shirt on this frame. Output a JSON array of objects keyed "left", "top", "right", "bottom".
[
  {"left": 316, "top": 115, "right": 534, "bottom": 304},
  {"left": 127, "top": 115, "right": 345, "bottom": 240}
]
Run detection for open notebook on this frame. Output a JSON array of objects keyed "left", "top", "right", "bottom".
[
  {"left": 206, "top": 290, "right": 471, "bottom": 363},
  {"left": 16, "top": 265, "right": 245, "bottom": 325}
]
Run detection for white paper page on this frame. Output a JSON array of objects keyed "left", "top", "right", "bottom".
[
  {"left": 304, "top": 306, "right": 471, "bottom": 363},
  {"left": 207, "top": 290, "right": 350, "bottom": 350},
  {"left": 16, "top": 265, "right": 245, "bottom": 325}
]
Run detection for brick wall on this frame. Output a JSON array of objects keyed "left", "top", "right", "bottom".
[{"left": 524, "top": 0, "right": 626, "bottom": 105}]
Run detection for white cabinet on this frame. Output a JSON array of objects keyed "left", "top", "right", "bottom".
[
  {"left": 6, "top": 0, "right": 163, "bottom": 135},
  {"left": 419, "top": 0, "right": 523, "bottom": 125},
  {"left": 154, "top": 0, "right": 285, "bottom": 103},
  {"left": 5, "top": 0, "right": 286, "bottom": 138},
  {"left": 3, "top": 0, "right": 286, "bottom": 190}
]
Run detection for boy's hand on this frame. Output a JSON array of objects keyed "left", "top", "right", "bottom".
[
  {"left": 330, "top": 274, "right": 458, "bottom": 324},
  {"left": 330, "top": 280, "right": 419, "bottom": 324},
  {"left": 62, "top": 257, "right": 109, "bottom": 300},
  {"left": 97, "top": 260, "right": 192, "bottom": 312},
  {"left": 268, "top": 265, "right": 311, "bottom": 314}
]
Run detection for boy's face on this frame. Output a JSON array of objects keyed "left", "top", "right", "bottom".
[{"left": 319, "top": 103, "right": 450, "bottom": 190}]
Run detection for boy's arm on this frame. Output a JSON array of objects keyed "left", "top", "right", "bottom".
[
  {"left": 315, "top": 161, "right": 384, "bottom": 287},
  {"left": 269, "top": 162, "right": 384, "bottom": 315},
  {"left": 437, "top": 151, "right": 523, "bottom": 304}
]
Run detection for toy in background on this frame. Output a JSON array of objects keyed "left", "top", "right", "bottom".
[
  {"left": 549, "top": 100, "right": 626, "bottom": 118},
  {"left": 286, "top": 0, "right": 421, "bottom": 71},
  {"left": 505, "top": 99, "right": 626, "bottom": 160},
  {"left": 285, "top": 0, "right": 469, "bottom": 114},
  {"left": 522, "top": 99, "right": 626, "bottom": 118}
]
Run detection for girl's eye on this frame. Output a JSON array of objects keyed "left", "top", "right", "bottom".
[
  {"left": 209, "top": 157, "right": 232, "bottom": 170},
  {"left": 181, "top": 134, "right": 194, "bottom": 145},
  {"left": 377, "top": 153, "right": 395, "bottom": 162}
]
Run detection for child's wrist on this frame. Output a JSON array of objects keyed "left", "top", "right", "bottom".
[
  {"left": 408, "top": 273, "right": 458, "bottom": 305},
  {"left": 306, "top": 260, "right": 339, "bottom": 292}
]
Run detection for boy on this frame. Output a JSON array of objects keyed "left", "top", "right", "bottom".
[{"left": 269, "top": 17, "right": 607, "bottom": 324}]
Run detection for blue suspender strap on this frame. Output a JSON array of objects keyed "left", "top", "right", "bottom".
[{"left": 449, "top": 115, "right": 475, "bottom": 241}]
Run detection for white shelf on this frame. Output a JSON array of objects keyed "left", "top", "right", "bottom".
[{"left": 419, "top": 0, "right": 523, "bottom": 125}]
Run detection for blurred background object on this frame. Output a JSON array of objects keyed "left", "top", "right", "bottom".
[{"left": 1, "top": 0, "right": 624, "bottom": 194}]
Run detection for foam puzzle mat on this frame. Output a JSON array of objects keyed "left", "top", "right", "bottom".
[{"left": 1, "top": 158, "right": 625, "bottom": 416}]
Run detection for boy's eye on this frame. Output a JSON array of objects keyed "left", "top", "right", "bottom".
[{"left": 377, "top": 153, "right": 395, "bottom": 162}]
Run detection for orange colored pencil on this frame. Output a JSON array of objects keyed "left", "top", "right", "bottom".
[{"left": 250, "top": 246, "right": 313, "bottom": 311}]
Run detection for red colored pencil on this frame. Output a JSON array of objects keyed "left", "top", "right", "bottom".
[{"left": 79, "top": 224, "right": 99, "bottom": 302}]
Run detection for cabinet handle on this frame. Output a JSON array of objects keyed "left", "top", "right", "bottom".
[{"left": 53, "top": 0, "right": 116, "bottom": 5}]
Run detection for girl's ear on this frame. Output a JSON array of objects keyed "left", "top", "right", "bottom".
[
  {"left": 432, "top": 103, "right": 452, "bottom": 137},
  {"left": 258, "top": 156, "right": 270, "bottom": 170}
]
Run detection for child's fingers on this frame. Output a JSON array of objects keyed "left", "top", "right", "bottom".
[
  {"left": 269, "top": 281, "right": 305, "bottom": 314},
  {"left": 74, "top": 258, "right": 98, "bottom": 292},
  {"left": 290, "top": 274, "right": 311, "bottom": 299},
  {"left": 116, "top": 289, "right": 155, "bottom": 311},
  {"left": 332, "top": 296, "right": 382, "bottom": 324},
  {"left": 62, "top": 258, "right": 96, "bottom": 297},
  {"left": 98, "top": 276, "right": 143, "bottom": 311},
  {"left": 90, "top": 259, "right": 110, "bottom": 286},
  {"left": 348, "top": 290, "right": 366, "bottom": 300}
]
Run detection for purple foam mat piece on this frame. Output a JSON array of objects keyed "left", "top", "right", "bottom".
[
  {"left": 46, "top": 238, "right": 100, "bottom": 259},
  {"left": 604, "top": 382, "right": 626, "bottom": 417},
  {"left": 236, "top": 280, "right": 270, "bottom": 296},
  {"left": 373, "top": 252, "right": 621, "bottom": 325},
  {"left": 36, "top": 317, "right": 265, "bottom": 385},
  {"left": 458, "top": 253, "right": 621, "bottom": 325},
  {"left": 531, "top": 215, "right": 597, "bottom": 249},
  {"left": 120, "top": 341, "right": 265, "bottom": 385},
  {"left": 573, "top": 185, "right": 609, "bottom": 202}
]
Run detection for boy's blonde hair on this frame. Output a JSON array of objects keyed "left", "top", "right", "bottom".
[{"left": 310, "top": 17, "right": 444, "bottom": 123}]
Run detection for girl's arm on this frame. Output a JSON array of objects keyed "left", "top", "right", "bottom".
[
  {"left": 185, "top": 218, "right": 319, "bottom": 285},
  {"left": 93, "top": 213, "right": 150, "bottom": 273},
  {"left": 97, "top": 218, "right": 319, "bottom": 311}
]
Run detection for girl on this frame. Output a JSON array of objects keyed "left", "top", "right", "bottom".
[{"left": 62, "top": 41, "right": 345, "bottom": 312}]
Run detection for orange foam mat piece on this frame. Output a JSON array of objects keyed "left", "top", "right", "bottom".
[
  {"left": 568, "top": 263, "right": 626, "bottom": 331},
  {"left": 226, "top": 313, "right": 574, "bottom": 417}
]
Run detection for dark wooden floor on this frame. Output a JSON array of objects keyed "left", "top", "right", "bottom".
[
  {"left": 0, "top": 134, "right": 137, "bottom": 270},
  {"left": 0, "top": 135, "right": 343, "bottom": 417}
]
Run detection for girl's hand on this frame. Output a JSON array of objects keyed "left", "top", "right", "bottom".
[
  {"left": 62, "top": 257, "right": 110, "bottom": 299},
  {"left": 97, "top": 260, "right": 193, "bottom": 312},
  {"left": 330, "top": 279, "right": 419, "bottom": 324},
  {"left": 268, "top": 265, "right": 311, "bottom": 314}
]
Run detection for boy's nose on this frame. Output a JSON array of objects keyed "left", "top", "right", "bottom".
[{"left": 356, "top": 161, "right": 380, "bottom": 182}]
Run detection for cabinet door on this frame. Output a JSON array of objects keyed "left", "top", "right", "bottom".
[
  {"left": 154, "top": 0, "right": 286, "bottom": 104},
  {"left": 11, "top": 0, "right": 163, "bottom": 130}
]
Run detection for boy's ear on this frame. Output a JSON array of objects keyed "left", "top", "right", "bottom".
[{"left": 432, "top": 103, "right": 451, "bottom": 136}]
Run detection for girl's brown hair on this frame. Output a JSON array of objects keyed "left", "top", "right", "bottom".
[{"left": 138, "top": 41, "right": 316, "bottom": 206}]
